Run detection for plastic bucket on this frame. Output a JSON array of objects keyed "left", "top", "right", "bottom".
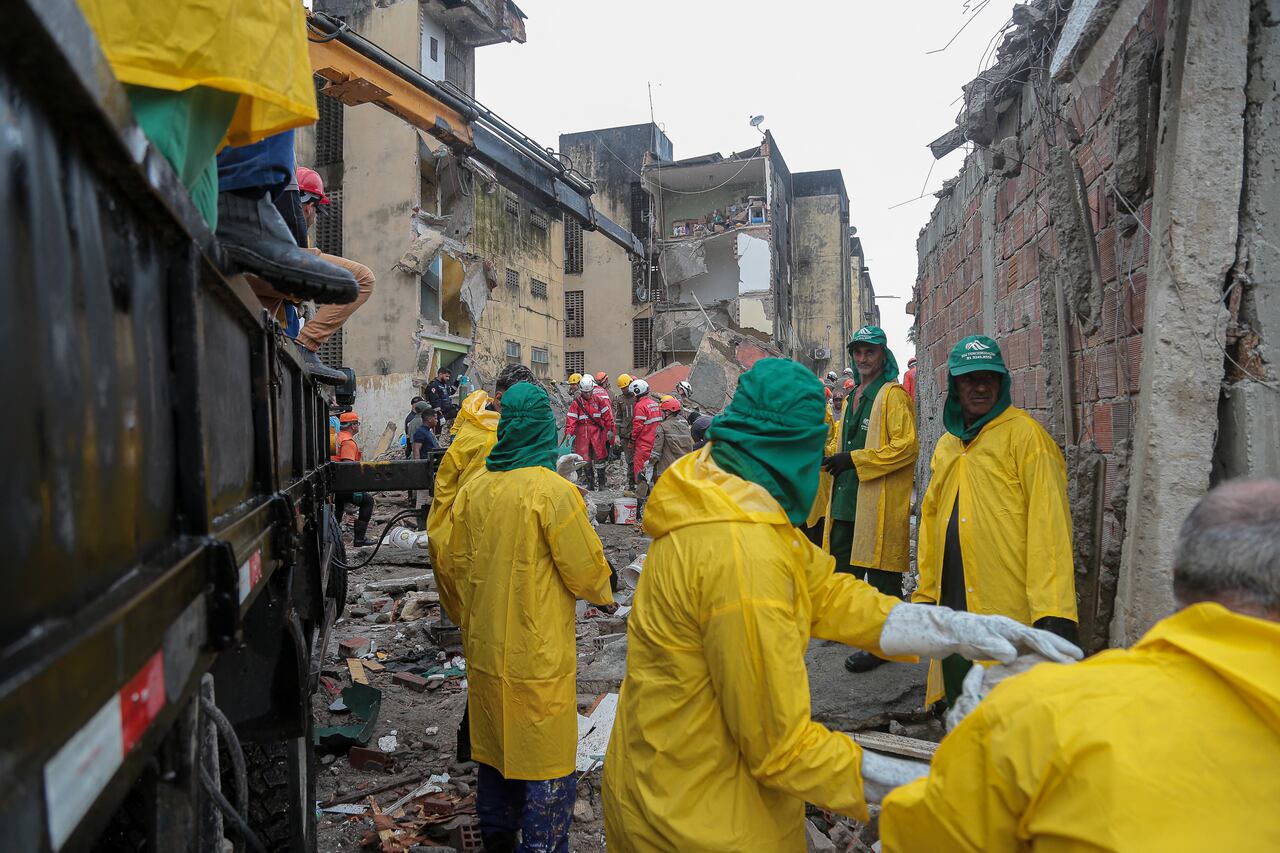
[
  {"left": 386, "top": 526, "right": 417, "bottom": 549},
  {"left": 613, "top": 497, "right": 639, "bottom": 525},
  {"left": 621, "top": 555, "right": 646, "bottom": 589}
]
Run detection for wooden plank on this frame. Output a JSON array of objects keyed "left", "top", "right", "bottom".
[
  {"left": 851, "top": 731, "right": 938, "bottom": 762},
  {"left": 364, "top": 660, "right": 386, "bottom": 673},
  {"left": 347, "top": 658, "right": 369, "bottom": 685}
]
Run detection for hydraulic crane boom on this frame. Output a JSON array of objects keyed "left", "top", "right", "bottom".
[{"left": 306, "top": 12, "right": 644, "bottom": 256}]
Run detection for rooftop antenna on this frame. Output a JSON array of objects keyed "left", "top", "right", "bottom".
[{"left": 749, "top": 114, "right": 766, "bottom": 136}]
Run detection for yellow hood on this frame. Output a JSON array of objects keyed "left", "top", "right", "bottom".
[
  {"left": 642, "top": 445, "right": 791, "bottom": 538},
  {"left": 451, "top": 389, "right": 499, "bottom": 436},
  {"left": 1139, "top": 602, "right": 1280, "bottom": 731}
]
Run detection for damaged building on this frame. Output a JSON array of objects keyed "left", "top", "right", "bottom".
[
  {"left": 301, "top": 0, "right": 585, "bottom": 436},
  {"left": 913, "top": 0, "right": 1280, "bottom": 652}
]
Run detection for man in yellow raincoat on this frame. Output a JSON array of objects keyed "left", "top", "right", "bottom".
[
  {"left": 441, "top": 382, "right": 613, "bottom": 852},
  {"left": 820, "top": 326, "right": 918, "bottom": 673},
  {"left": 602, "top": 359, "right": 1080, "bottom": 853},
  {"left": 427, "top": 363, "right": 535, "bottom": 596},
  {"left": 916, "top": 334, "right": 1078, "bottom": 706},
  {"left": 881, "top": 478, "right": 1280, "bottom": 851}
]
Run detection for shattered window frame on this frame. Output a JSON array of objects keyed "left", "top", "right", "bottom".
[{"left": 564, "top": 290, "right": 584, "bottom": 337}]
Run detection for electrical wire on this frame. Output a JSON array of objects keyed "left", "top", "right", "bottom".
[{"left": 306, "top": 18, "right": 348, "bottom": 43}]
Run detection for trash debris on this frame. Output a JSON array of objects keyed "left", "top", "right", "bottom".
[
  {"left": 364, "top": 573, "right": 434, "bottom": 594},
  {"left": 340, "top": 636, "right": 374, "bottom": 658},
  {"left": 320, "top": 802, "right": 369, "bottom": 815},
  {"left": 378, "top": 732, "right": 398, "bottom": 753},
  {"left": 315, "top": 684, "right": 382, "bottom": 748},
  {"left": 424, "top": 726, "right": 439, "bottom": 736},
  {"left": 398, "top": 592, "right": 437, "bottom": 622},
  {"left": 348, "top": 745, "right": 397, "bottom": 772},
  {"left": 805, "top": 817, "right": 838, "bottom": 853},
  {"left": 394, "top": 672, "right": 429, "bottom": 692},
  {"left": 347, "top": 658, "right": 369, "bottom": 685},
  {"left": 621, "top": 555, "right": 646, "bottom": 589},
  {"left": 575, "top": 693, "right": 619, "bottom": 773},
  {"left": 329, "top": 697, "right": 350, "bottom": 713}
]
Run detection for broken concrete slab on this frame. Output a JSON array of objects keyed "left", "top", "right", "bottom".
[
  {"left": 364, "top": 573, "right": 435, "bottom": 594},
  {"left": 806, "top": 640, "right": 930, "bottom": 730},
  {"left": 658, "top": 239, "right": 707, "bottom": 285},
  {"left": 687, "top": 328, "right": 784, "bottom": 412}
]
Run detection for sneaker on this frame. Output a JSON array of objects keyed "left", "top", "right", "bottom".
[
  {"left": 844, "top": 650, "right": 889, "bottom": 674},
  {"left": 294, "top": 341, "right": 348, "bottom": 385},
  {"left": 217, "top": 191, "right": 358, "bottom": 304}
]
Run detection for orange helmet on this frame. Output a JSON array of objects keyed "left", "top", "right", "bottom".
[
  {"left": 338, "top": 411, "right": 360, "bottom": 424},
  {"left": 659, "top": 397, "right": 682, "bottom": 414},
  {"left": 843, "top": 378, "right": 856, "bottom": 390},
  {"left": 594, "top": 371, "right": 608, "bottom": 383},
  {"left": 296, "top": 166, "right": 330, "bottom": 205}
]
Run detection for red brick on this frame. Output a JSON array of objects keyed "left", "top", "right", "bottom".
[
  {"left": 1007, "top": 253, "right": 1020, "bottom": 294},
  {"left": 348, "top": 746, "right": 396, "bottom": 772},
  {"left": 1098, "top": 228, "right": 1117, "bottom": 282},
  {"left": 1126, "top": 269, "right": 1147, "bottom": 329},
  {"left": 1021, "top": 243, "right": 1040, "bottom": 285},
  {"left": 339, "top": 637, "right": 373, "bottom": 659},
  {"left": 394, "top": 672, "right": 429, "bottom": 692},
  {"left": 1013, "top": 209, "right": 1026, "bottom": 248},
  {"left": 1005, "top": 329, "right": 1030, "bottom": 370},
  {"left": 1092, "top": 403, "right": 1114, "bottom": 453},
  {"left": 1081, "top": 139, "right": 1102, "bottom": 185},
  {"left": 1096, "top": 343, "right": 1120, "bottom": 397},
  {"left": 1126, "top": 335, "right": 1144, "bottom": 391},
  {"left": 1029, "top": 326, "right": 1043, "bottom": 366}
]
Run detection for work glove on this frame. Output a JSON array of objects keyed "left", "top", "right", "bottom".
[
  {"left": 822, "top": 452, "right": 855, "bottom": 476},
  {"left": 856, "top": 743, "right": 930, "bottom": 803},
  {"left": 944, "top": 654, "right": 1057, "bottom": 732},
  {"left": 878, "top": 603, "right": 1083, "bottom": 665}
]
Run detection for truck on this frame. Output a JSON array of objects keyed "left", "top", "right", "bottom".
[{"left": 0, "top": 1, "right": 637, "bottom": 851}]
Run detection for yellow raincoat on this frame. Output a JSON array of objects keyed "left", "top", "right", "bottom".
[
  {"left": 442, "top": 466, "right": 612, "bottom": 780},
  {"left": 76, "top": 0, "right": 318, "bottom": 146},
  {"left": 426, "top": 389, "right": 499, "bottom": 621},
  {"left": 881, "top": 603, "right": 1280, "bottom": 852},
  {"left": 915, "top": 404, "right": 1075, "bottom": 703},
  {"left": 805, "top": 406, "right": 839, "bottom": 528},
  {"left": 603, "top": 447, "right": 909, "bottom": 853},
  {"left": 822, "top": 383, "right": 917, "bottom": 572}
]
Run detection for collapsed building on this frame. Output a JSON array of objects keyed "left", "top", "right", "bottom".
[{"left": 912, "top": 0, "right": 1280, "bottom": 651}]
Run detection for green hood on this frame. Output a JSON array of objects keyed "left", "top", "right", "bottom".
[
  {"left": 706, "top": 359, "right": 828, "bottom": 526},
  {"left": 485, "top": 382, "right": 558, "bottom": 472},
  {"left": 848, "top": 325, "right": 899, "bottom": 387},
  {"left": 943, "top": 335, "right": 1012, "bottom": 441}
]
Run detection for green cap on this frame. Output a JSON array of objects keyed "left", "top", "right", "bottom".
[
  {"left": 850, "top": 325, "right": 888, "bottom": 346},
  {"left": 947, "top": 335, "right": 1009, "bottom": 377}
]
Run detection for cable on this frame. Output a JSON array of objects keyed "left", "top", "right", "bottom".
[
  {"left": 201, "top": 696, "right": 249, "bottom": 853},
  {"left": 306, "top": 19, "right": 348, "bottom": 43},
  {"left": 200, "top": 767, "right": 268, "bottom": 853},
  {"left": 332, "top": 508, "right": 422, "bottom": 571}
]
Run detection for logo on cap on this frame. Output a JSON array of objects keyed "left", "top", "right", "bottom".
[
  {"left": 964, "top": 339, "right": 992, "bottom": 352},
  {"left": 856, "top": 327, "right": 873, "bottom": 337}
]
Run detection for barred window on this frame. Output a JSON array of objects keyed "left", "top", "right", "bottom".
[
  {"left": 504, "top": 193, "right": 519, "bottom": 217},
  {"left": 530, "top": 207, "right": 549, "bottom": 230},
  {"left": 633, "top": 317, "right": 652, "bottom": 370},
  {"left": 317, "top": 327, "right": 343, "bottom": 370},
  {"left": 564, "top": 217, "right": 583, "bottom": 274},
  {"left": 314, "top": 187, "right": 343, "bottom": 257},
  {"left": 630, "top": 181, "right": 649, "bottom": 238},
  {"left": 564, "top": 290, "right": 584, "bottom": 338},
  {"left": 505, "top": 340, "right": 521, "bottom": 361},
  {"left": 314, "top": 76, "right": 344, "bottom": 167},
  {"left": 564, "top": 351, "right": 585, "bottom": 376},
  {"left": 530, "top": 278, "right": 548, "bottom": 299},
  {"left": 506, "top": 267, "right": 520, "bottom": 291}
]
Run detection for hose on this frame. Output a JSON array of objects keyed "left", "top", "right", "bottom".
[
  {"left": 331, "top": 508, "right": 422, "bottom": 571},
  {"left": 199, "top": 767, "right": 269, "bottom": 853},
  {"left": 200, "top": 694, "right": 249, "bottom": 853}
]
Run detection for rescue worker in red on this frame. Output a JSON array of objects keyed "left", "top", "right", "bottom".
[
  {"left": 630, "top": 378, "right": 662, "bottom": 499},
  {"left": 331, "top": 411, "right": 376, "bottom": 546},
  {"left": 902, "top": 356, "right": 918, "bottom": 402},
  {"left": 564, "top": 375, "right": 615, "bottom": 490},
  {"left": 589, "top": 375, "right": 617, "bottom": 489}
]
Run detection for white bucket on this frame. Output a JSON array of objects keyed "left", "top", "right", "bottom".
[
  {"left": 621, "top": 555, "right": 646, "bottom": 589},
  {"left": 387, "top": 526, "right": 417, "bottom": 549},
  {"left": 613, "top": 498, "right": 639, "bottom": 525}
]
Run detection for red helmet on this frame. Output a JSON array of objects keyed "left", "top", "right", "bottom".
[
  {"left": 296, "top": 166, "right": 330, "bottom": 205},
  {"left": 659, "top": 397, "right": 682, "bottom": 414},
  {"left": 843, "top": 378, "right": 856, "bottom": 390}
]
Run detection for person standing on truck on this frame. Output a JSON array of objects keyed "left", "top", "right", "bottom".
[
  {"left": 440, "top": 382, "right": 614, "bottom": 852},
  {"left": 427, "top": 367, "right": 458, "bottom": 434},
  {"left": 331, "top": 411, "right": 376, "bottom": 546}
]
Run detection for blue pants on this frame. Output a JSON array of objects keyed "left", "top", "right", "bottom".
[
  {"left": 476, "top": 764, "right": 576, "bottom": 853},
  {"left": 216, "top": 130, "right": 296, "bottom": 193}
]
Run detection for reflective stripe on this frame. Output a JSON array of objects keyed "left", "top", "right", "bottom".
[{"left": 643, "top": 416, "right": 663, "bottom": 424}]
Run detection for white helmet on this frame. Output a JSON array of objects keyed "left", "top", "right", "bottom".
[
  {"left": 676, "top": 380, "right": 692, "bottom": 398},
  {"left": 825, "top": 371, "right": 838, "bottom": 382},
  {"left": 578, "top": 375, "right": 596, "bottom": 392},
  {"left": 843, "top": 367, "right": 855, "bottom": 376},
  {"left": 628, "top": 378, "right": 650, "bottom": 396}
]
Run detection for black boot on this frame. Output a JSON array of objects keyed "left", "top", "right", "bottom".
[
  {"left": 217, "top": 191, "right": 358, "bottom": 304},
  {"left": 294, "top": 341, "right": 348, "bottom": 385},
  {"left": 845, "top": 650, "right": 889, "bottom": 674}
]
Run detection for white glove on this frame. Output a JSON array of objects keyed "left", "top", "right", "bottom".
[
  {"left": 878, "top": 603, "right": 1082, "bottom": 665},
  {"left": 859, "top": 747, "right": 930, "bottom": 803},
  {"left": 556, "top": 453, "right": 584, "bottom": 482},
  {"left": 945, "top": 653, "right": 1071, "bottom": 732},
  {"left": 642, "top": 462, "right": 654, "bottom": 482}
]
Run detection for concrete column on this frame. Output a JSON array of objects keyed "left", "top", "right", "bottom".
[
  {"left": 1112, "top": 0, "right": 1249, "bottom": 645},
  {"left": 981, "top": 184, "right": 998, "bottom": 336}
]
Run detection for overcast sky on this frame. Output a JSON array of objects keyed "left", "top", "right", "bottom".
[{"left": 477, "top": 0, "right": 1019, "bottom": 363}]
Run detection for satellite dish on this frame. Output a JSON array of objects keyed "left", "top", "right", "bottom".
[{"left": 749, "top": 114, "right": 765, "bottom": 128}]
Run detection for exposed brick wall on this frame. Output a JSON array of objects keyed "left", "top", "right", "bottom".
[{"left": 913, "top": 3, "right": 1166, "bottom": 652}]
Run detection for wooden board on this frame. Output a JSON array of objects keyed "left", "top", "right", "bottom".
[
  {"left": 347, "top": 658, "right": 369, "bottom": 685},
  {"left": 851, "top": 731, "right": 938, "bottom": 762},
  {"left": 364, "top": 660, "right": 386, "bottom": 673}
]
